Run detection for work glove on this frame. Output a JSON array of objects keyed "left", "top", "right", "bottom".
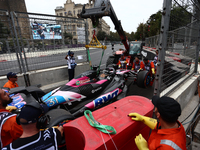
[
  {"left": 137, "top": 68, "right": 142, "bottom": 73},
  {"left": 129, "top": 113, "right": 157, "bottom": 130},
  {"left": 151, "top": 68, "right": 155, "bottom": 75},
  {"left": 119, "top": 64, "right": 121, "bottom": 68},
  {"left": 135, "top": 134, "right": 149, "bottom": 150},
  {"left": 131, "top": 68, "right": 134, "bottom": 71},
  {"left": 6, "top": 106, "right": 17, "bottom": 112}
]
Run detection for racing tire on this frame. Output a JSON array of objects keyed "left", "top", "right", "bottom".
[
  {"left": 45, "top": 108, "right": 75, "bottom": 128},
  {"left": 137, "top": 70, "right": 151, "bottom": 88},
  {"left": 106, "top": 56, "right": 115, "bottom": 67}
]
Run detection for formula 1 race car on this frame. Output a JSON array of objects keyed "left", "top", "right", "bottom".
[
  {"left": 2, "top": 65, "right": 153, "bottom": 149},
  {"left": 4, "top": 65, "right": 151, "bottom": 118}
]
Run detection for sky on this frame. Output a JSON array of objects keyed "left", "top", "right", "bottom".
[{"left": 25, "top": 0, "right": 163, "bottom": 33}]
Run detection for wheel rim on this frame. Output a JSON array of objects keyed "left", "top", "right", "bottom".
[{"left": 145, "top": 74, "right": 151, "bottom": 86}]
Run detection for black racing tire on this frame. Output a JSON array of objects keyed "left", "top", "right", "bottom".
[
  {"left": 106, "top": 56, "right": 115, "bottom": 67},
  {"left": 26, "top": 86, "right": 46, "bottom": 100},
  {"left": 137, "top": 70, "right": 151, "bottom": 88},
  {"left": 45, "top": 108, "right": 75, "bottom": 128}
]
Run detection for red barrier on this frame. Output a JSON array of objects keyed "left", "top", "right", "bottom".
[
  {"left": 169, "top": 56, "right": 181, "bottom": 62},
  {"left": 170, "top": 52, "right": 180, "bottom": 55},
  {"left": 64, "top": 96, "right": 154, "bottom": 150}
]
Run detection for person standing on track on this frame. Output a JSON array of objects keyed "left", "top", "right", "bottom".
[
  {"left": 140, "top": 58, "right": 155, "bottom": 75},
  {"left": 117, "top": 54, "right": 127, "bottom": 69},
  {"left": 131, "top": 56, "right": 141, "bottom": 71},
  {"left": 65, "top": 51, "right": 76, "bottom": 81}
]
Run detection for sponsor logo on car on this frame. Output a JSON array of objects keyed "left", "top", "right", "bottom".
[
  {"left": 76, "top": 79, "right": 90, "bottom": 85},
  {"left": 91, "top": 87, "right": 102, "bottom": 93},
  {"left": 94, "top": 89, "right": 119, "bottom": 107}
]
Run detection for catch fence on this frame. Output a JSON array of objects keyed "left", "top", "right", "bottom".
[
  {"left": 148, "top": 0, "right": 200, "bottom": 96},
  {"left": 0, "top": 10, "right": 89, "bottom": 80}
]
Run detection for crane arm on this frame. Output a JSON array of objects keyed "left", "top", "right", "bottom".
[{"left": 79, "top": 0, "right": 129, "bottom": 52}]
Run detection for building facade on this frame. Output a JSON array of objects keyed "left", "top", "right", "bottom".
[
  {"left": 0, "top": 0, "right": 30, "bottom": 39},
  {"left": 55, "top": 0, "right": 110, "bottom": 44}
]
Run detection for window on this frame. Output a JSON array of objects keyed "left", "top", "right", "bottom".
[
  {"left": 68, "top": 24, "right": 72, "bottom": 30},
  {"left": 64, "top": 25, "right": 67, "bottom": 31},
  {"left": 60, "top": 13, "right": 63, "bottom": 16},
  {"left": 65, "top": 12, "right": 67, "bottom": 16},
  {"left": 72, "top": 25, "right": 75, "bottom": 30},
  {"left": 77, "top": 24, "right": 82, "bottom": 28},
  {"left": 78, "top": 9, "right": 81, "bottom": 14},
  {"left": 73, "top": 32, "right": 76, "bottom": 36},
  {"left": 68, "top": 11, "right": 72, "bottom": 16}
]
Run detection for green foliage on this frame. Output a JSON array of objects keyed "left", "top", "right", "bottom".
[
  {"left": 108, "top": 31, "right": 121, "bottom": 41},
  {"left": 134, "top": 23, "right": 146, "bottom": 40},
  {"left": 97, "top": 30, "right": 107, "bottom": 40},
  {"left": 64, "top": 31, "right": 73, "bottom": 40},
  {"left": 0, "top": 20, "right": 10, "bottom": 39},
  {"left": 132, "top": 4, "right": 192, "bottom": 40},
  {"left": 146, "top": 11, "right": 162, "bottom": 37},
  {"left": 170, "top": 5, "right": 191, "bottom": 30}
]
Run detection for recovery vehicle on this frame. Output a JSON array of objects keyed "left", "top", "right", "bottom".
[{"left": 79, "top": 0, "right": 144, "bottom": 69}]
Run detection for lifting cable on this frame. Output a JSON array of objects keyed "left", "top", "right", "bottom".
[
  {"left": 84, "top": 110, "right": 116, "bottom": 134},
  {"left": 84, "top": 110, "right": 118, "bottom": 150}
]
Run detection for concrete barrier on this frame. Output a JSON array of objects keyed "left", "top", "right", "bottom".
[{"left": 0, "top": 62, "right": 90, "bottom": 92}]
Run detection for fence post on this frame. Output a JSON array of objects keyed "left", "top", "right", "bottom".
[
  {"left": 194, "top": 1, "right": 200, "bottom": 73},
  {"left": 184, "top": 27, "right": 187, "bottom": 55},
  {"left": 10, "top": 11, "right": 30, "bottom": 86},
  {"left": 195, "top": 24, "right": 200, "bottom": 73},
  {"left": 6, "top": 11, "right": 22, "bottom": 73},
  {"left": 42, "top": 39, "right": 45, "bottom": 51},
  {"left": 13, "top": 12, "right": 29, "bottom": 72},
  {"left": 85, "top": 19, "right": 89, "bottom": 62},
  {"left": 154, "top": 0, "right": 172, "bottom": 96},
  {"left": 6, "top": 41, "right": 11, "bottom": 54},
  {"left": 26, "top": 39, "right": 30, "bottom": 52},
  {"left": 172, "top": 32, "right": 174, "bottom": 52},
  {"left": 61, "top": 21, "right": 65, "bottom": 49},
  {"left": 53, "top": 39, "right": 55, "bottom": 50}
]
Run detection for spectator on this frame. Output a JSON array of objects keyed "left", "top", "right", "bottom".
[
  {"left": 129, "top": 96, "right": 186, "bottom": 150},
  {"left": 3, "top": 101, "right": 63, "bottom": 150},
  {"left": 140, "top": 58, "right": 155, "bottom": 75},
  {"left": 117, "top": 54, "right": 127, "bottom": 69},
  {"left": 3, "top": 72, "right": 19, "bottom": 89},
  {"left": 131, "top": 56, "right": 141, "bottom": 71},
  {"left": 65, "top": 51, "right": 76, "bottom": 81},
  {"left": 0, "top": 89, "right": 23, "bottom": 148}
]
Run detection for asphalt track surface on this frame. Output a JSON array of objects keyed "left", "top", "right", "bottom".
[{"left": 0, "top": 44, "right": 154, "bottom": 99}]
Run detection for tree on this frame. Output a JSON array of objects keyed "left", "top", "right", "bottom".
[
  {"left": 64, "top": 31, "right": 73, "bottom": 44},
  {"left": 146, "top": 11, "right": 162, "bottom": 37},
  {"left": 64, "top": 31, "right": 73, "bottom": 40},
  {"left": 97, "top": 30, "right": 107, "bottom": 40},
  {"left": 134, "top": 23, "right": 146, "bottom": 40},
  {"left": 170, "top": 4, "right": 192, "bottom": 30}
]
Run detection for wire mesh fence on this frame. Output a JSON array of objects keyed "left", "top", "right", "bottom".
[
  {"left": 0, "top": 11, "right": 88, "bottom": 76},
  {"left": 0, "top": 9, "right": 22, "bottom": 75},
  {"left": 145, "top": 35, "right": 160, "bottom": 48},
  {"left": 154, "top": 0, "right": 200, "bottom": 96}
]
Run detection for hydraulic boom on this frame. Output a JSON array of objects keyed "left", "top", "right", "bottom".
[{"left": 79, "top": 0, "right": 130, "bottom": 52}]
